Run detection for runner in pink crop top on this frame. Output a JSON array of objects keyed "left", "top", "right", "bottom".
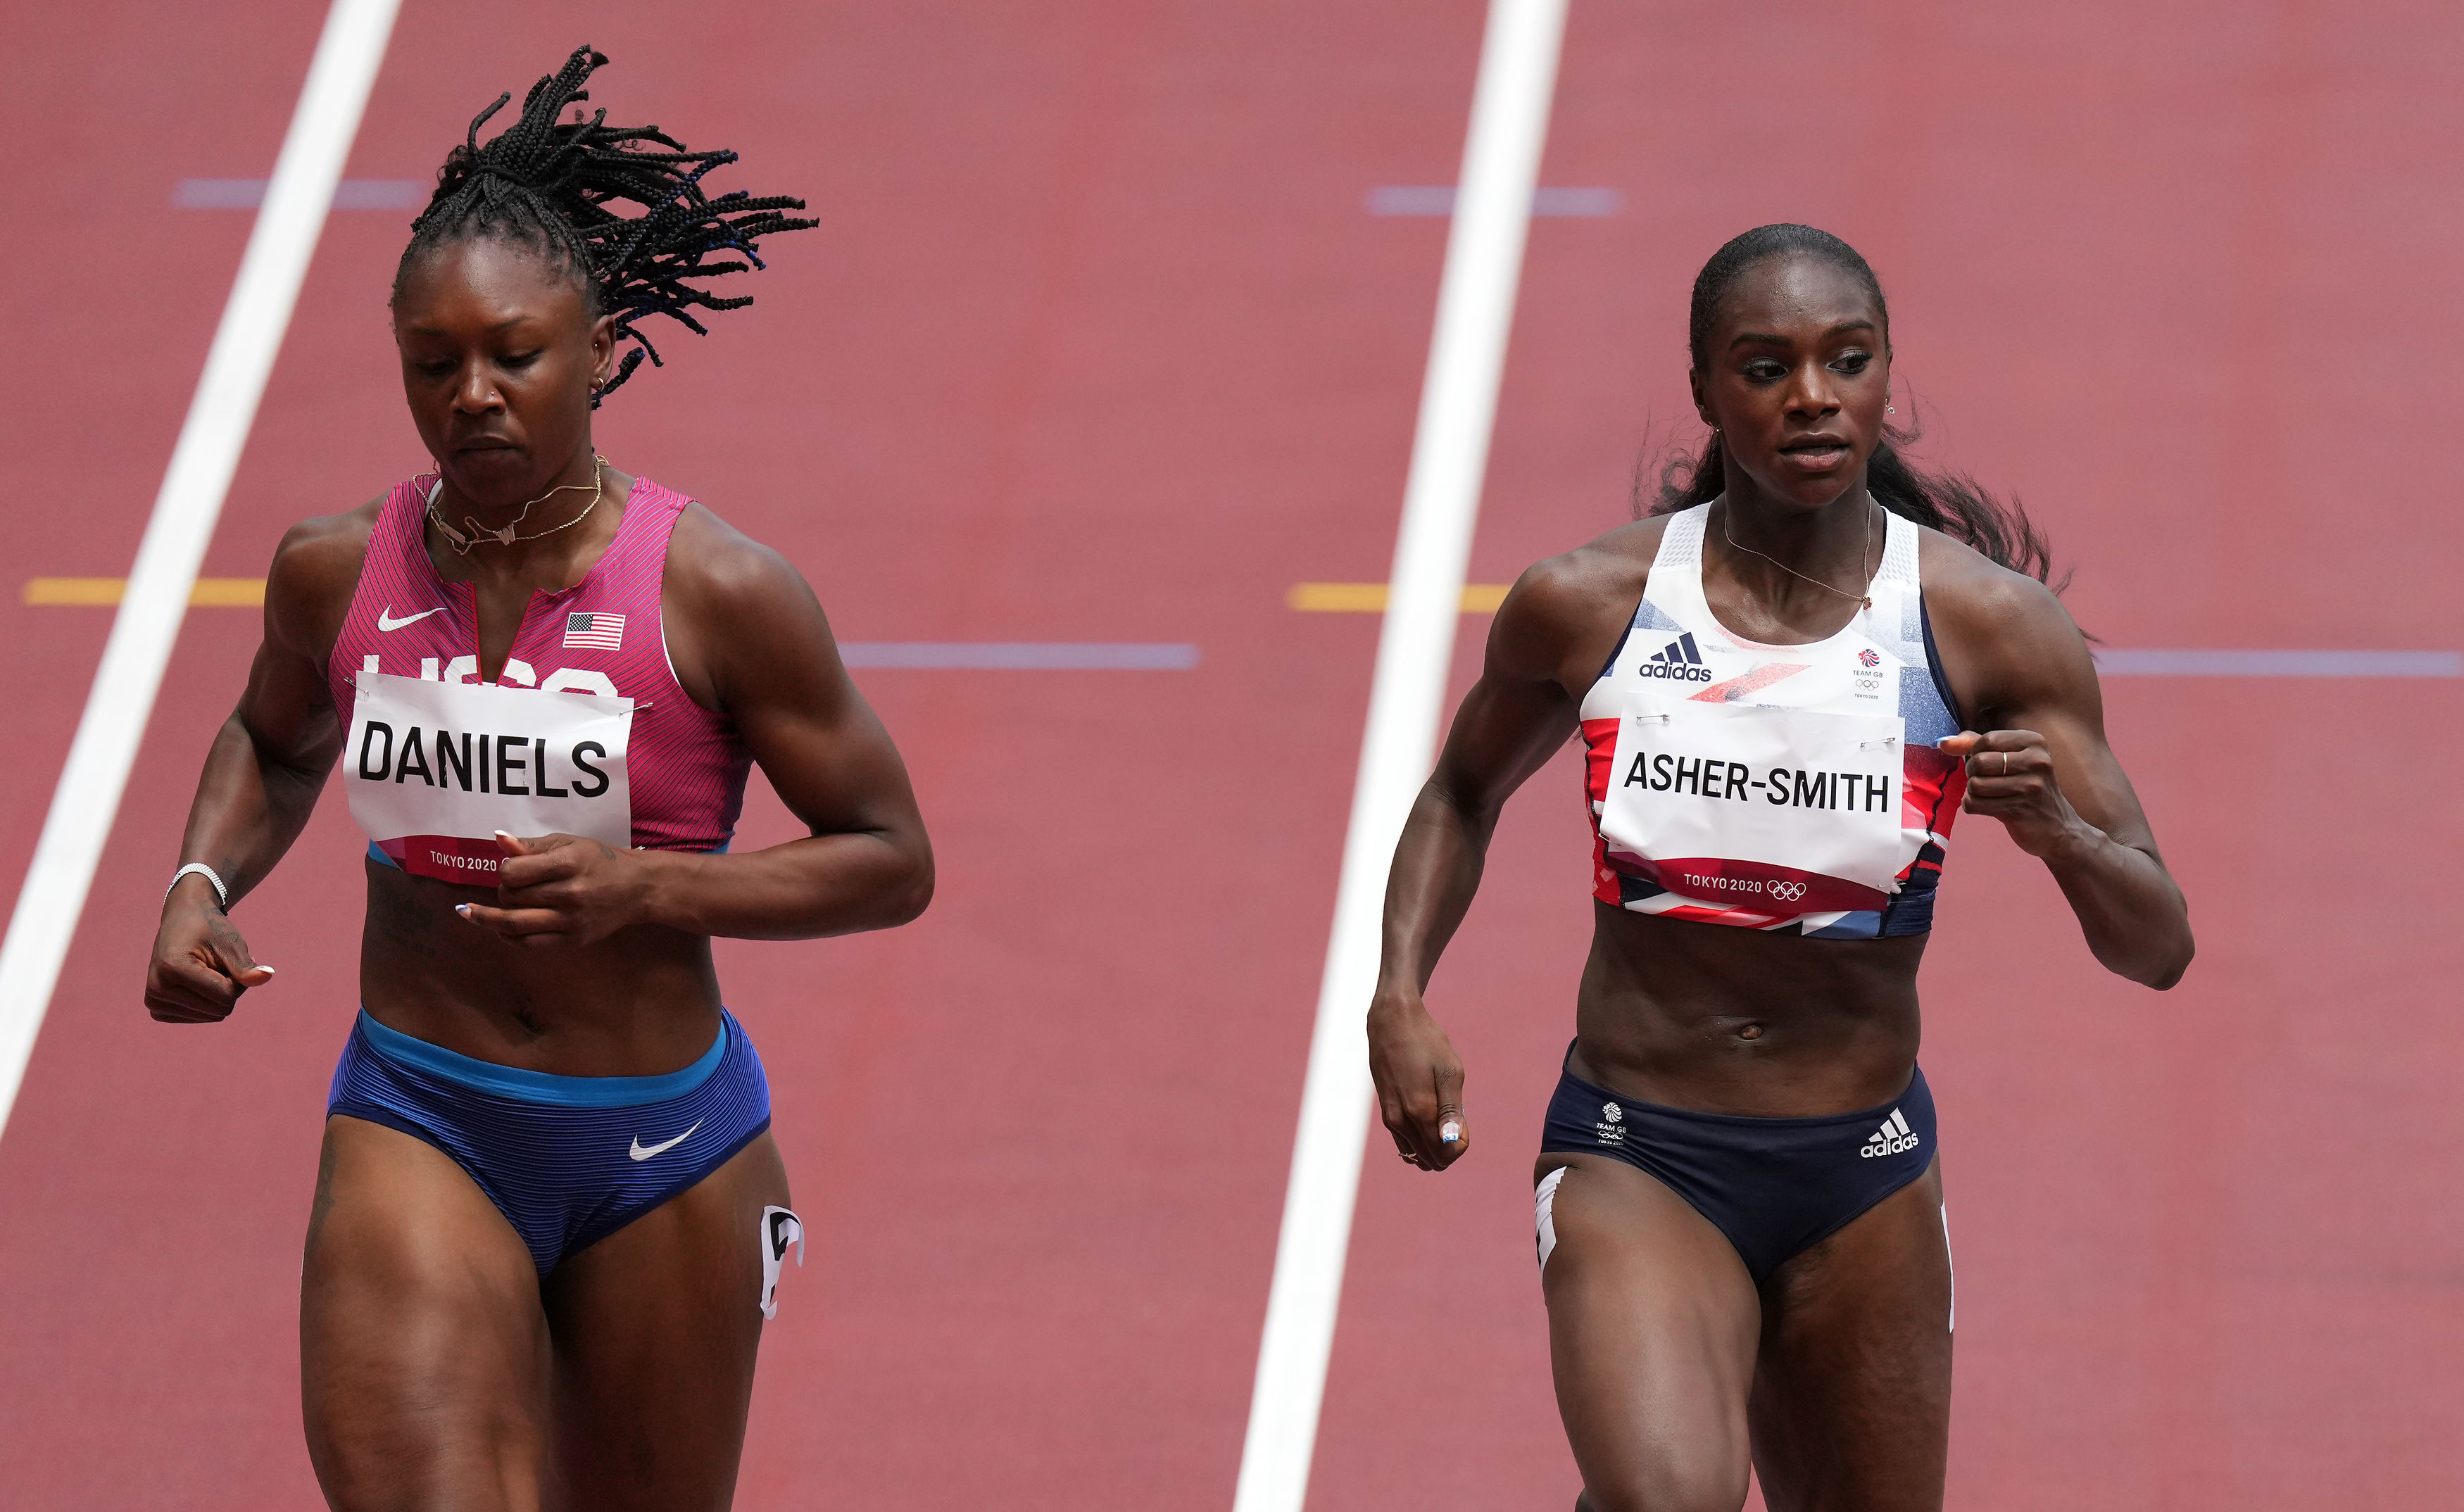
[
  {"left": 144, "top": 46, "right": 931, "bottom": 1510},
  {"left": 328, "top": 472, "right": 751, "bottom": 876}
]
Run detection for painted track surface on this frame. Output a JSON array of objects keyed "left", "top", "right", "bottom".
[{"left": 0, "top": 4, "right": 2456, "bottom": 1509}]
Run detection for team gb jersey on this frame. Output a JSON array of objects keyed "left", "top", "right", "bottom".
[{"left": 1578, "top": 502, "right": 1968, "bottom": 938}]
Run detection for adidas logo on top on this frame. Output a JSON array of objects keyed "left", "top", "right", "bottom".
[
  {"left": 1639, "top": 631, "right": 1712, "bottom": 683},
  {"left": 1859, "top": 1108, "right": 1919, "bottom": 1159}
]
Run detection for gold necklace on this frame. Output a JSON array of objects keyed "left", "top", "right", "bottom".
[
  {"left": 426, "top": 456, "right": 608, "bottom": 556},
  {"left": 1719, "top": 498, "right": 1878, "bottom": 612}
]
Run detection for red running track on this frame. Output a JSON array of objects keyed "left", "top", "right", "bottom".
[{"left": 1, "top": 2, "right": 2459, "bottom": 1508}]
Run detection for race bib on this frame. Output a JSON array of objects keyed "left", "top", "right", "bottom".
[
  {"left": 1598, "top": 698, "right": 1909, "bottom": 913},
  {"left": 345, "top": 672, "right": 633, "bottom": 885}
]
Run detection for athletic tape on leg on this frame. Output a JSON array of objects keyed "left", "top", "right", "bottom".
[
  {"left": 761, "top": 1204, "right": 803, "bottom": 1321},
  {"left": 1535, "top": 1166, "right": 1567, "bottom": 1271},
  {"left": 1942, "top": 1204, "right": 1954, "bottom": 1334}
]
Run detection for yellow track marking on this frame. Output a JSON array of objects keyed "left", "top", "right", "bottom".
[
  {"left": 25, "top": 577, "right": 266, "bottom": 607},
  {"left": 1287, "top": 582, "right": 1509, "bottom": 612}
]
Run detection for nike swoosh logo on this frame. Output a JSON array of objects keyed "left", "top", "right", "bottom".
[
  {"left": 378, "top": 607, "right": 446, "bottom": 631},
  {"left": 629, "top": 1120, "right": 703, "bottom": 1161}
]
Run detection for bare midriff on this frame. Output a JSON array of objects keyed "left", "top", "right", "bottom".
[
  {"left": 358, "top": 858, "right": 724, "bottom": 1078},
  {"left": 1569, "top": 900, "right": 1924, "bottom": 1117}
]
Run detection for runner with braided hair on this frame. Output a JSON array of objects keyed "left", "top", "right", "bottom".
[
  {"left": 396, "top": 45, "right": 817, "bottom": 405},
  {"left": 145, "top": 46, "right": 929, "bottom": 1510}
]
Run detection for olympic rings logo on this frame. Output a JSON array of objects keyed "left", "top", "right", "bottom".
[{"left": 1768, "top": 880, "right": 1809, "bottom": 902}]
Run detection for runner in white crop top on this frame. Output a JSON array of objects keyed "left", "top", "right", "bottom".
[
  {"left": 1578, "top": 500, "right": 1966, "bottom": 938},
  {"left": 1362, "top": 225, "right": 2194, "bottom": 1512}
]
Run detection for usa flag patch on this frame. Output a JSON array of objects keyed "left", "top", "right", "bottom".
[{"left": 563, "top": 611, "right": 624, "bottom": 650}]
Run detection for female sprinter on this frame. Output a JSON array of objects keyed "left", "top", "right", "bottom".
[
  {"left": 142, "top": 48, "right": 931, "bottom": 1511},
  {"left": 1368, "top": 224, "right": 2192, "bottom": 1512}
]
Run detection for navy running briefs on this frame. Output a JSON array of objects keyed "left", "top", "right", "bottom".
[
  {"left": 328, "top": 1007, "right": 771, "bottom": 1275},
  {"left": 1539, "top": 1045, "right": 1935, "bottom": 1280}
]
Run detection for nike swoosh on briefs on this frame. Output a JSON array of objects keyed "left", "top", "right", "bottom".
[
  {"left": 629, "top": 1120, "right": 703, "bottom": 1161},
  {"left": 378, "top": 606, "right": 446, "bottom": 631}
]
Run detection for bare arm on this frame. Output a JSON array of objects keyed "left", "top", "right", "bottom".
[
  {"left": 459, "top": 507, "right": 931, "bottom": 945},
  {"left": 145, "top": 513, "right": 365, "bottom": 1021},
  {"left": 1369, "top": 552, "right": 1631, "bottom": 1171},
  {"left": 1931, "top": 559, "right": 2193, "bottom": 989}
]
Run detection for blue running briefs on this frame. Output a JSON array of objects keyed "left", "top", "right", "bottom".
[
  {"left": 1539, "top": 1044, "right": 1935, "bottom": 1280},
  {"left": 328, "top": 1008, "right": 772, "bottom": 1275}
]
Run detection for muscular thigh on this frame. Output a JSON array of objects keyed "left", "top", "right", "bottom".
[
  {"left": 1750, "top": 1158, "right": 1951, "bottom": 1512},
  {"left": 1540, "top": 1154, "right": 1762, "bottom": 1512},
  {"left": 541, "top": 1131, "right": 791, "bottom": 1512},
  {"left": 303, "top": 1115, "right": 549, "bottom": 1512}
]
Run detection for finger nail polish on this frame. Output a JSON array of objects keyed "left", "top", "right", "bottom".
[
  {"left": 455, "top": 904, "right": 472, "bottom": 916},
  {"left": 1441, "top": 1121, "right": 1463, "bottom": 1144}
]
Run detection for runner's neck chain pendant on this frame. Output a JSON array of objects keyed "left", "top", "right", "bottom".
[
  {"left": 1720, "top": 500, "right": 1878, "bottom": 612},
  {"left": 427, "top": 456, "right": 608, "bottom": 556}
]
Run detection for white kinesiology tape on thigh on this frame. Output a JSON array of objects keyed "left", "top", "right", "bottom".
[
  {"left": 760, "top": 1205, "right": 804, "bottom": 1321},
  {"left": 1942, "top": 1204, "right": 1954, "bottom": 1334},
  {"left": 1535, "top": 1166, "right": 1569, "bottom": 1273}
]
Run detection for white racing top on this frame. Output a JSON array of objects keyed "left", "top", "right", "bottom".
[{"left": 1576, "top": 501, "right": 1968, "bottom": 939}]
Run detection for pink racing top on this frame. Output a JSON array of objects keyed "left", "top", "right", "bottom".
[{"left": 326, "top": 474, "right": 751, "bottom": 869}]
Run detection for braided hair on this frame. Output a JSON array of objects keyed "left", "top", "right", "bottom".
[
  {"left": 1649, "top": 224, "right": 2061, "bottom": 586},
  {"left": 394, "top": 46, "right": 817, "bottom": 405}
]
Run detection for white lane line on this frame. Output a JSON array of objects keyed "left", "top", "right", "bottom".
[
  {"left": 1366, "top": 184, "right": 1619, "bottom": 217},
  {"left": 1231, "top": 4, "right": 1567, "bottom": 1510},
  {"left": 0, "top": 0, "right": 401, "bottom": 1140}
]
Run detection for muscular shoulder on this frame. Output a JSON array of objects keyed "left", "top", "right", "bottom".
[
  {"left": 1916, "top": 524, "right": 2094, "bottom": 725},
  {"left": 264, "top": 497, "right": 382, "bottom": 662},
  {"left": 1490, "top": 515, "right": 1666, "bottom": 693},
  {"left": 662, "top": 502, "right": 819, "bottom": 618},
  {"left": 661, "top": 502, "right": 836, "bottom": 711},
  {"left": 1916, "top": 525, "right": 2076, "bottom": 648}
]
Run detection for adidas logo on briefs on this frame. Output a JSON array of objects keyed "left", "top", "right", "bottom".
[
  {"left": 1860, "top": 1108, "right": 1920, "bottom": 1159},
  {"left": 1639, "top": 632, "right": 1712, "bottom": 682}
]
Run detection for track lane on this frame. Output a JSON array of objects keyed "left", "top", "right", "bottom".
[
  {"left": 1309, "top": 3, "right": 2464, "bottom": 1508},
  {"left": 0, "top": 2, "right": 1486, "bottom": 1506},
  {"left": 0, "top": 4, "right": 342, "bottom": 1502},
  {"left": 4, "top": 3, "right": 2456, "bottom": 1507}
]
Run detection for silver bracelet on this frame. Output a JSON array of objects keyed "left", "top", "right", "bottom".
[{"left": 166, "top": 863, "right": 230, "bottom": 910}]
